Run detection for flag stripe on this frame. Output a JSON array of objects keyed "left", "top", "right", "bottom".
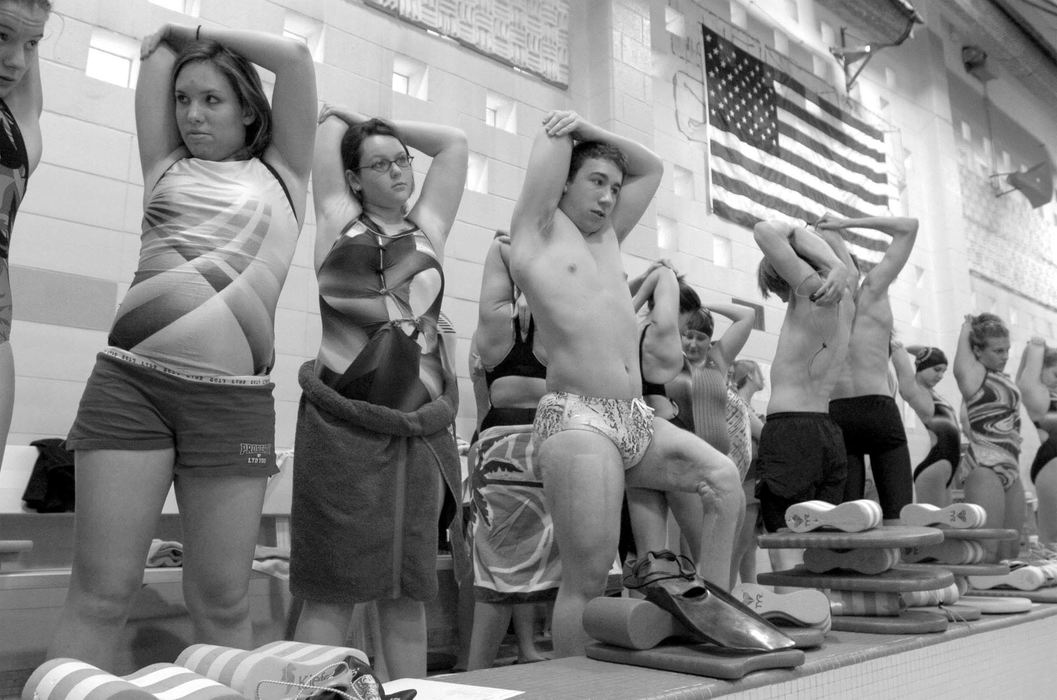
[
  {"left": 710, "top": 146, "right": 881, "bottom": 220},
  {"left": 776, "top": 94, "right": 885, "bottom": 162},
  {"left": 777, "top": 120, "right": 887, "bottom": 183},
  {"left": 710, "top": 174, "right": 888, "bottom": 254}
]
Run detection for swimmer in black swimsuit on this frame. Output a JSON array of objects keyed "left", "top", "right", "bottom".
[{"left": 894, "top": 342, "right": 961, "bottom": 507}]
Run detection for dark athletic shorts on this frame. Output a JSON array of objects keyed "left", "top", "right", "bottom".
[
  {"left": 67, "top": 350, "right": 277, "bottom": 477},
  {"left": 756, "top": 412, "right": 847, "bottom": 532},
  {"left": 828, "top": 395, "right": 908, "bottom": 454}
]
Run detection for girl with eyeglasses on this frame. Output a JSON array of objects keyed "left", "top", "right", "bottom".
[{"left": 290, "top": 105, "right": 467, "bottom": 679}]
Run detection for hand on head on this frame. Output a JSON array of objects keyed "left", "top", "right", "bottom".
[
  {"left": 542, "top": 110, "right": 583, "bottom": 138},
  {"left": 140, "top": 27, "right": 169, "bottom": 60},
  {"left": 809, "top": 269, "right": 844, "bottom": 306}
]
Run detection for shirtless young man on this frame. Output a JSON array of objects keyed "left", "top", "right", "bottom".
[
  {"left": 815, "top": 216, "right": 918, "bottom": 522},
  {"left": 510, "top": 111, "right": 742, "bottom": 657},
  {"left": 752, "top": 220, "right": 854, "bottom": 540}
]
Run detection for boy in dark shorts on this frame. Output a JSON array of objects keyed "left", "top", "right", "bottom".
[{"left": 752, "top": 220, "right": 855, "bottom": 536}]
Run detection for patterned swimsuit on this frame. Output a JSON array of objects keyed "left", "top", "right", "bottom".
[
  {"left": 0, "top": 99, "right": 28, "bottom": 343},
  {"left": 316, "top": 214, "right": 443, "bottom": 411},
  {"left": 108, "top": 157, "right": 299, "bottom": 376},
  {"left": 965, "top": 369, "right": 1022, "bottom": 490}
]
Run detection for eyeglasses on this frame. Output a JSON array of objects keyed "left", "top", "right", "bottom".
[{"left": 357, "top": 154, "right": 414, "bottom": 172}]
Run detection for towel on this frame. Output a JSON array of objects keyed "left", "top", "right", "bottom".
[
  {"left": 290, "top": 360, "right": 461, "bottom": 604},
  {"left": 146, "top": 539, "right": 183, "bottom": 567}
]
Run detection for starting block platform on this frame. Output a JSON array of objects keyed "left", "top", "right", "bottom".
[{"left": 436, "top": 602, "right": 1057, "bottom": 699}]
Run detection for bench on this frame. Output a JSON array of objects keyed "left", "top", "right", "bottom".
[{"left": 0, "top": 445, "right": 295, "bottom": 686}]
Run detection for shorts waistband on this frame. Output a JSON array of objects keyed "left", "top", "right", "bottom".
[
  {"left": 102, "top": 348, "right": 272, "bottom": 386},
  {"left": 766, "top": 411, "right": 832, "bottom": 421}
]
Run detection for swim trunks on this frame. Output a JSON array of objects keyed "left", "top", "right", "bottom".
[
  {"left": 533, "top": 391, "right": 654, "bottom": 470},
  {"left": 756, "top": 412, "right": 847, "bottom": 532}
]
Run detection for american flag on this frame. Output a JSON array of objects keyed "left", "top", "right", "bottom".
[{"left": 702, "top": 24, "right": 895, "bottom": 266}]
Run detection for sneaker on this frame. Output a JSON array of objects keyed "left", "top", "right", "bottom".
[
  {"left": 900, "top": 502, "right": 986, "bottom": 529},
  {"left": 803, "top": 546, "right": 900, "bottom": 574},
  {"left": 784, "top": 499, "right": 882, "bottom": 533}
]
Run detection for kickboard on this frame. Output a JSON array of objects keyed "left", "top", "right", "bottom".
[
  {"left": 759, "top": 565, "right": 954, "bottom": 592},
  {"left": 758, "top": 525, "right": 943, "bottom": 550},
  {"left": 907, "top": 603, "right": 982, "bottom": 622},
  {"left": 830, "top": 610, "right": 948, "bottom": 634},
  {"left": 902, "top": 561, "right": 1010, "bottom": 577},
  {"left": 966, "top": 587, "right": 1057, "bottom": 603},
  {"left": 940, "top": 528, "right": 1020, "bottom": 541},
  {"left": 771, "top": 626, "right": 826, "bottom": 649},
  {"left": 959, "top": 594, "right": 1034, "bottom": 612},
  {"left": 585, "top": 642, "right": 805, "bottom": 680}
]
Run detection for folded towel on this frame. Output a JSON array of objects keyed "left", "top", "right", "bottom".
[{"left": 146, "top": 539, "right": 183, "bottom": 567}]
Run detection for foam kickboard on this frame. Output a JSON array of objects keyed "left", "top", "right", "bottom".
[
  {"left": 940, "top": 528, "right": 1020, "bottom": 541},
  {"left": 902, "top": 561, "right": 1010, "bottom": 577},
  {"left": 759, "top": 565, "right": 954, "bottom": 593},
  {"left": 772, "top": 626, "right": 826, "bottom": 649},
  {"left": 585, "top": 643, "right": 805, "bottom": 680},
  {"left": 966, "top": 587, "right": 1057, "bottom": 603},
  {"left": 758, "top": 525, "right": 943, "bottom": 550},
  {"left": 829, "top": 610, "right": 948, "bottom": 634},
  {"left": 959, "top": 594, "right": 1033, "bottom": 613}
]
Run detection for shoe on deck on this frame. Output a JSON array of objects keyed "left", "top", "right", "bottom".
[{"left": 784, "top": 499, "right": 882, "bottom": 533}]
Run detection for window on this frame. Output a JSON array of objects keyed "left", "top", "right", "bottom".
[
  {"left": 86, "top": 29, "right": 139, "bottom": 88},
  {"left": 819, "top": 21, "right": 835, "bottom": 46},
  {"left": 673, "top": 165, "right": 694, "bottom": 198},
  {"left": 283, "top": 11, "right": 325, "bottom": 62},
  {"left": 960, "top": 121, "right": 972, "bottom": 141},
  {"left": 784, "top": 0, "right": 799, "bottom": 22},
  {"left": 665, "top": 7, "right": 686, "bottom": 37},
  {"left": 392, "top": 54, "right": 428, "bottom": 100},
  {"left": 884, "top": 67, "right": 897, "bottom": 89},
  {"left": 914, "top": 265, "right": 926, "bottom": 288},
  {"left": 466, "top": 152, "right": 488, "bottom": 193},
  {"left": 148, "top": 0, "right": 200, "bottom": 14},
  {"left": 911, "top": 303, "right": 922, "bottom": 328},
  {"left": 485, "top": 92, "right": 517, "bottom": 133},
  {"left": 657, "top": 216, "right": 678, "bottom": 251},
  {"left": 713, "top": 234, "right": 732, "bottom": 268},
  {"left": 730, "top": 2, "right": 747, "bottom": 29}
]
